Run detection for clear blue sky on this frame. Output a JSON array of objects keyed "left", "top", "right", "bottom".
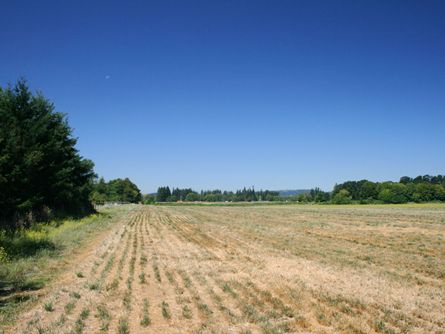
[{"left": 1, "top": 1, "right": 444, "bottom": 193}]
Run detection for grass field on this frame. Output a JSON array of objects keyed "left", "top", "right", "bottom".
[{"left": 2, "top": 204, "right": 444, "bottom": 334}]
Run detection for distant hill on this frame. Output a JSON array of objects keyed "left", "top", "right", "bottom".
[{"left": 277, "top": 189, "right": 311, "bottom": 197}]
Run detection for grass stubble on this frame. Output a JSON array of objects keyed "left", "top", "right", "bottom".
[{"left": 4, "top": 203, "right": 445, "bottom": 334}]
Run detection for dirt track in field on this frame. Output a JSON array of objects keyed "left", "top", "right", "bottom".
[{"left": 10, "top": 205, "right": 445, "bottom": 334}]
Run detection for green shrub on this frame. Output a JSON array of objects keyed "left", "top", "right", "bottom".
[
  {"left": 332, "top": 189, "right": 352, "bottom": 204},
  {"left": 377, "top": 183, "right": 408, "bottom": 203}
]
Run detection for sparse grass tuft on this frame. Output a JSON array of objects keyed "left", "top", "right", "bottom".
[
  {"left": 165, "top": 270, "right": 175, "bottom": 284},
  {"left": 44, "top": 301, "right": 54, "bottom": 312},
  {"left": 222, "top": 282, "right": 237, "bottom": 298},
  {"left": 161, "top": 301, "right": 171, "bottom": 319},
  {"left": 80, "top": 308, "right": 90, "bottom": 320},
  {"left": 70, "top": 291, "right": 81, "bottom": 299},
  {"left": 242, "top": 303, "right": 262, "bottom": 323},
  {"left": 118, "top": 316, "right": 129, "bottom": 334},
  {"left": 182, "top": 304, "right": 192, "bottom": 319},
  {"left": 179, "top": 271, "right": 192, "bottom": 288},
  {"left": 153, "top": 261, "right": 161, "bottom": 282},
  {"left": 198, "top": 303, "right": 213, "bottom": 316},
  {"left": 123, "top": 291, "right": 132, "bottom": 310},
  {"left": 72, "top": 308, "right": 90, "bottom": 334},
  {"left": 375, "top": 320, "right": 386, "bottom": 331},
  {"left": 139, "top": 272, "right": 146, "bottom": 284},
  {"left": 107, "top": 278, "right": 119, "bottom": 291},
  {"left": 96, "top": 304, "right": 111, "bottom": 332},
  {"left": 64, "top": 301, "right": 75, "bottom": 314},
  {"left": 88, "top": 281, "right": 99, "bottom": 291},
  {"left": 140, "top": 298, "right": 150, "bottom": 327},
  {"left": 56, "top": 313, "right": 66, "bottom": 326}
]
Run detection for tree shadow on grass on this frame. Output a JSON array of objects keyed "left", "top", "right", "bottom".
[
  {"left": 0, "top": 279, "right": 45, "bottom": 296},
  {"left": 0, "top": 287, "right": 41, "bottom": 324},
  {"left": 0, "top": 233, "right": 55, "bottom": 300},
  {"left": 0, "top": 232, "right": 56, "bottom": 259}
]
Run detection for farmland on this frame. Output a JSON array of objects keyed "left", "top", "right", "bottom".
[{"left": 4, "top": 204, "right": 445, "bottom": 334}]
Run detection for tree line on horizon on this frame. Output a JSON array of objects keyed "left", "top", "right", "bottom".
[
  {"left": 280, "top": 175, "right": 445, "bottom": 204},
  {"left": 150, "top": 187, "right": 280, "bottom": 203},
  {"left": 329, "top": 175, "right": 445, "bottom": 204},
  {"left": 150, "top": 175, "right": 445, "bottom": 204}
]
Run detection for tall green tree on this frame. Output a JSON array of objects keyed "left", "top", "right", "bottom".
[
  {"left": 156, "top": 186, "right": 171, "bottom": 202},
  {"left": 0, "top": 80, "right": 95, "bottom": 228},
  {"left": 90, "top": 178, "right": 142, "bottom": 203}
]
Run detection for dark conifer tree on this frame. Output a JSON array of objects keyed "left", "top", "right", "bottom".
[{"left": 0, "top": 80, "right": 96, "bottom": 228}]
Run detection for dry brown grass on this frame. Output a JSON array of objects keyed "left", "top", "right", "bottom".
[{"left": 6, "top": 204, "right": 445, "bottom": 334}]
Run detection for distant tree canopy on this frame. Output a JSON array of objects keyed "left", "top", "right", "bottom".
[
  {"left": 154, "top": 187, "right": 280, "bottom": 202},
  {"left": 333, "top": 175, "right": 445, "bottom": 204},
  {"left": 156, "top": 186, "right": 171, "bottom": 202},
  {"left": 152, "top": 175, "right": 445, "bottom": 204},
  {"left": 283, "top": 187, "right": 330, "bottom": 203},
  {"left": 332, "top": 189, "right": 352, "bottom": 204},
  {"left": 90, "top": 177, "right": 142, "bottom": 204},
  {"left": 0, "top": 80, "right": 96, "bottom": 228}
]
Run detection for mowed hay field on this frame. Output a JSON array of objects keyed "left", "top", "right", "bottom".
[{"left": 8, "top": 204, "right": 445, "bottom": 334}]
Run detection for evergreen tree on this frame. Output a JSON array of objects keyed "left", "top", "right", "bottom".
[
  {"left": 0, "top": 80, "right": 95, "bottom": 228},
  {"left": 156, "top": 186, "right": 171, "bottom": 202}
]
